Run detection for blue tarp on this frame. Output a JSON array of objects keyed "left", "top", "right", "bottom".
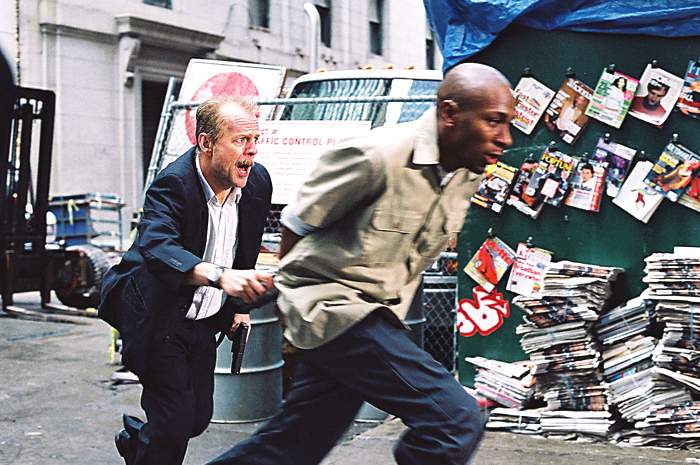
[{"left": 425, "top": 0, "right": 700, "bottom": 72}]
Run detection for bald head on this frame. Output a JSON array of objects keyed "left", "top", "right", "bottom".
[
  {"left": 438, "top": 63, "right": 510, "bottom": 108},
  {"left": 436, "top": 63, "right": 515, "bottom": 174}
]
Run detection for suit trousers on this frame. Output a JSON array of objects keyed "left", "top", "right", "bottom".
[
  {"left": 207, "top": 311, "right": 485, "bottom": 465},
  {"left": 133, "top": 314, "right": 218, "bottom": 465}
]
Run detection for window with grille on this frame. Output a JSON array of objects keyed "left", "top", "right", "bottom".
[
  {"left": 315, "top": 0, "right": 332, "bottom": 47},
  {"left": 426, "top": 21, "right": 435, "bottom": 70},
  {"left": 426, "top": 39, "right": 436, "bottom": 70},
  {"left": 250, "top": 0, "right": 270, "bottom": 29},
  {"left": 144, "top": 0, "right": 171, "bottom": 8},
  {"left": 369, "top": 0, "right": 383, "bottom": 55}
]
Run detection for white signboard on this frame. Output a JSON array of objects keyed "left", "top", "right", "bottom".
[{"left": 255, "top": 120, "right": 371, "bottom": 205}]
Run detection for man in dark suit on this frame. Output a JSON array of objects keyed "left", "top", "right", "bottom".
[{"left": 99, "top": 96, "right": 273, "bottom": 465}]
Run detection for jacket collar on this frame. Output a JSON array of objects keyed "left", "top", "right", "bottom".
[
  {"left": 411, "top": 109, "right": 480, "bottom": 183},
  {"left": 194, "top": 149, "right": 242, "bottom": 206}
]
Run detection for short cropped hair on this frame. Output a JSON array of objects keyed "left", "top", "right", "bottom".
[
  {"left": 647, "top": 78, "right": 670, "bottom": 95},
  {"left": 196, "top": 96, "right": 258, "bottom": 144}
]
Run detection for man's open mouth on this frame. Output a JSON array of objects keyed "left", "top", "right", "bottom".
[
  {"left": 484, "top": 154, "right": 500, "bottom": 166},
  {"left": 235, "top": 159, "right": 254, "bottom": 177}
]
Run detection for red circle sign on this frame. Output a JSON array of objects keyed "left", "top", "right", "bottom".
[{"left": 185, "top": 72, "right": 260, "bottom": 144}]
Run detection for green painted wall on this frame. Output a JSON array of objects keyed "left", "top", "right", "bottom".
[{"left": 458, "top": 24, "right": 700, "bottom": 385}]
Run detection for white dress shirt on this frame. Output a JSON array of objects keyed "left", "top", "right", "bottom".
[{"left": 186, "top": 153, "right": 242, "bottom": 320}]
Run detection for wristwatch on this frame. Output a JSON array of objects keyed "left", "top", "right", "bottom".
[{"left": 206, "top": 265, "right": 227, "bottom": 289}]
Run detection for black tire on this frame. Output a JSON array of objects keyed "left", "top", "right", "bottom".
[{"left": 55, "top": 245, "right": 112, "bottom": 309}]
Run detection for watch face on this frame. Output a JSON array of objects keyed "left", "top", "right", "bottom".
[{"left": 207, "top": 267, "right": 223, "bottom": 285}]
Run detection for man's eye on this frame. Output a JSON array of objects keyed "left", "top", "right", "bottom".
[{"left": 233, "top": 136, "right": 258, "bottom": 146}]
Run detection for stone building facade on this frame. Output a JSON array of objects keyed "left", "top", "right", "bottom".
[{"left": 0, "top": 0, "right": 439, "bottom": 227}]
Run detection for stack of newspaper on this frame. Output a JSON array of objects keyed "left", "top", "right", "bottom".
[
  {"left": 540, "top": 410, "right": 615, "bottom": 437},
  {"left": 655, "top": 300, "right": 700, "bottom": 348},
  {"left": 653, "top": 315, "right": 700, "bottom": 394},
  {"left": 602, "top": 334, "right": 692, "bottom": 423},
  {"left": 486, "top": 408, "right": 543, "bottom": 434},
  {"left": 645, "top": 250, "right": 700, "bottom": 403},
  {"left": 601, "top": 336, "right": 656, "bottom": 404},
  {"left": 465, "top": 356, "right": 535, "bottom": 409},
  {"left": 627, "top": 402, "right": 700, "bottom": 449},
  {"left": 596, "top": 297, "right": 662, "bottom": 422},
  {"left": 595, "top": 297, "right": 654, "bottom": 346},
  {"left": 513, "top": 260, "right": 623, "bottom": 436},
  {"left": 614, "top": 377, "right": 690, "bottom": 422},
  {"left": 643, "top": 251, "right": 700, "bottom": 300},
  {"left": 613, "top": 249, "right": 700, "bottom": 447}
]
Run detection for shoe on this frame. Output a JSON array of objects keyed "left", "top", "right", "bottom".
[
  {"left": 115, "top": 429, "right": 135, "bottom": 465},
  {"left": 122, "top": 414, "right": 144, "bottom": 437}
]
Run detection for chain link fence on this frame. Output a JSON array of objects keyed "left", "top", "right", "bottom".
[{"left": 422, "top": 272, "right": 458, "bottom": 372}]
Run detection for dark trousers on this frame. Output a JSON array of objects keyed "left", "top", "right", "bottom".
[
  {"left": 207, "top": 312, "right": 484, "bottom": 465},
  {"left": 132, "top": 316, "right": 218, "bottom": 465}
]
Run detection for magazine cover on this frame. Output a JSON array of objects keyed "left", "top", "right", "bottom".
[
  {"left": 678, "top": 171, "right": 700, "bottom": 213},
  {"left": 644, "top": 142, "right": 700, "bottom": 202},
  {"left": 629, "top": 64, "right": 684, "bottom": 127},
  {"left": 612, "top": 161, "right": 664, "bottom": 223},
  {"left": 506, "top": 158, "right": 544, "bottom": 219},
  {"left": 464, "top": 236, "right": 517, "bottom": 292},
  {"left": 590, "top": 137, "right": 637, "bottom": 198},
  {"left": 543, "top": 78, "right": 593, "bottom": 145},
  {"left": 512, "top": 76, "right": 556, "bottom": 135},
  {"left": 471, "top": 162, "right": 518, "bottom": 213},
  {"left": 525, "top": 147, "right": 578, "bottom": 207},
  {"left": 678, "top": 59, "right": 700, "bottom": 119},
  {"left": 506, "top": 243, "right": 553, "bottom": 298},
  {"left": 564, "top": 159, "right": 607, "bottom": 212},
  {"left": 585, "top": 68, "right": 638, "bottom": 128}
]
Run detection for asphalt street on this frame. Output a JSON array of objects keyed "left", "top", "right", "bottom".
[{"left": 0, "top": 292, "right": 697, "bottom": 465}]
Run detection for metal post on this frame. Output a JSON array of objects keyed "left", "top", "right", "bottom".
[{"left": 303, "top": 2, "right": 320, "bottom": 73}]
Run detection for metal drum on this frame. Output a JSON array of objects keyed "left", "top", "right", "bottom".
[
  {"left": 212, "top": 301, "right": 284, "bottom": 423},
  {"left": 356, "top": 280, "right": 426, "bottom": 422}
]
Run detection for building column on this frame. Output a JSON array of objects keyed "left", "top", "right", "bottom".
[{"left": 117, "top": 34, "right": 142, "bottom": 235}]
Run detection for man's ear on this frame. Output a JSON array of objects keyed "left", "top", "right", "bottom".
[
  {"left": 438, "top": 99, "right": 459, "bottom": 127},
  {"left": 198, "top": 133, "right": 212, "bottom": 153}
]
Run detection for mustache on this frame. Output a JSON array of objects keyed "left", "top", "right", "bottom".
[{"left": 236, "top": 159, "right": 254, "bottom": 168}]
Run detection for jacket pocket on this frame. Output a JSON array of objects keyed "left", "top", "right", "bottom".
[{"left": 120, "top": 276, "right": 154, "bottom": 378}]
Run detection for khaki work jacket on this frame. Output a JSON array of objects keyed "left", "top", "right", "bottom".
[{"left": 276, "top": 110, "right": 482, "bottom": 349}]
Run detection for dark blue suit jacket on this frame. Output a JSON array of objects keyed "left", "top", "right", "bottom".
[{"left": 98, "top": 146, "right": 272, "bottom": 377}]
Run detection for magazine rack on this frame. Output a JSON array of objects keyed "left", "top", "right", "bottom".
[{"left": 458, "top": 25, "right": 700, "bottom": 385}]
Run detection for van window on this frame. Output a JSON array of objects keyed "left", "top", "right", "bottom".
[
  {"left": 280, "top": 77, "right": 439, "bottom": 127},
  {"left": 280, "top": 78, "right": 390, "bottom": 126},
  {"left": 398, "top": 79, "right": 439, "bottom": 123}
]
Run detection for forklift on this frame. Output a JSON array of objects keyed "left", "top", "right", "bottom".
[{"left": 0, "top": 83, "right": 110, "bottom": 318}]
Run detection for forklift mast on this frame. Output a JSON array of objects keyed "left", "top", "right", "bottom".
[
  {"left": 0, "top": 84, "right": 111, "bottom": 314},
  {"left": 0, "top": 85, "right": 63, "bottom": 311},
  {"left": 0, "top": 86, "right": 55, "bottom": 254}
]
